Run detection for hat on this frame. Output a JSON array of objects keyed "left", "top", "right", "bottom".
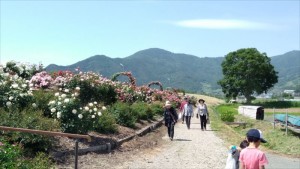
[
  {"left": 198, "top": 99, "right": 205, "bottom": 103},
  {"left": 246, "top": 129, "right": 267, "bottom": 143},
  {"left": 165, "top": 101, "right": 172, "bottom": 106}
]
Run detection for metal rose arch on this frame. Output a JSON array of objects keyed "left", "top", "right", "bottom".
[
  {"left": 147, "top": 81, "right": 163, "bottom": 91},
  {"left": 111, "top": 71, "right": 136, "bottom": 87}
]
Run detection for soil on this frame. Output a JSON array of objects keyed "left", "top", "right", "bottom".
[
  {"left": 55, "top": 122, "right": 168, "bottom": 169},
  {"left": 53, "top": 118, "right": 166, "bottom": 167}
]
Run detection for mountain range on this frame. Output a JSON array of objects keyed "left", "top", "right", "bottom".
[{"left": 46, "top": 48, "right": 300, "bottom": 96}]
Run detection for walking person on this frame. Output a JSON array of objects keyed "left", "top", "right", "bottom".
[
  {"left": 239, "top": 129, "right": 268, "bottom": 169},
  {"left": 179, "top": 96, "right": 188, "bottom": 124},
  {"left": 163, "top": 101, "right": 178, "bottom": 141},
  {"left": 183, "top": 99, "right": 194, "bottom": 129},
  {"left": 196, "top": 99, "right": 209, "bottom": 131}
]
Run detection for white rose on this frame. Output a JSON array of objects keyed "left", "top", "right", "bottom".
[
  {"left": 102, "top": 106, "right": 107, "bottom": 110},
  {"left": 93, "top": 108, "right": 98, "bottom": 112},
  {"left": 9, "top": 96, "right": 14, "bottom": 101},
  {"left": 64, "top": 89, "right": 69, "bottom": 93},
  {"left": 57, "top": 102, "right": 62, "bottom": 105},
  {"left": 61, "top": 94, "right": 66, "bottom": 98},
  {"left": 93, "top": 101, "right": 97, "bottom": 105},
  {"left": 74, "top": 92, "right": 79, "bottom": 96},
  {"left": 64, "top": 98, "right": 70, "bottom": 103},
  {"left": 75, "top": 87, "right": 80, "bottom": 91},
  {"left": 12, "top": 83, "right": 18, "bottom": 88},
  {"left": 57, "top": 112, "right": 62, "bottom": 119},
  {"left": 72, "top": 109, "right": 77, "bottom": 114},
  {"left": 88, "top": 103, "right": 93, "bottom": 107},
  {"left": 89, "top": 110, "right": 92, "bottom": 113},
  {"left": 78, "top": 114, "right": 83, "bottom": 119},
  {"left": 32, "top": 103, "right": 37, "bottom": 108},
  {"left": 6, "top": 101, "right": 12, "bottom": 107},
  {"left": 91, "top": 115, "right": 95, "bottom": 119},
  {"left": 84, "top": 106, "right": 89, "bottom": 111},
  {"left": 51, "top": 108, "right": 56, "bottom": 113},
  {"left": 22, "top": 84, "right": 27, "bottom": 88},
  {"left": 55, "top": 92, "right": 60, "bottom": 97},
  {"left": 98, "top": 111, "right": 102, "bottom": 116}
]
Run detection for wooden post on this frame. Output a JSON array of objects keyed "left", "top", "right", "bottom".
[
  {"left": 273, "top": 108, "right": 275, "bottom": 129},
  {"left": 0, "top": 126, "right": 91, "bottom": 142},
  {"left": 285, "top": 109, "right": 288, "bottom": 136},
  {"left": 75, "top": 140, "right": 79, "bottom": 169},
  {"left": 0, "top": 126, "right": 92, "bottom": 169}
]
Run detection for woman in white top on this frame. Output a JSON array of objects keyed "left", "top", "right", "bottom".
[
  {"left": 183, "top": 99, "right": 194, "bottom": 129},
  {"left": 197, "top": 99, "right": 209, "bottom": 131}
]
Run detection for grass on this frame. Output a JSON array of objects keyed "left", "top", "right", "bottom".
[
  {"left": 210, "top": 104, "right": 300, "bottom": 157},
  {"left": 265, "top": 112, "right": 300, "bottom": 115},
  {"left": 251, "top": 100, "right": 300, "bottom": 108},
  {"left": 215, "top": 103, "right": 240, "bottom": 114}
]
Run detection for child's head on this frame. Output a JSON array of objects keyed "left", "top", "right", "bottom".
[
  {"left": 239, "top": 140, "right": 249, "bottom": 149},
  {"left": 246, "top": 129, "right": 267, "bottom": 144},
  {"left": 229, "top": 145, "right": 237, "bottom": 155}
]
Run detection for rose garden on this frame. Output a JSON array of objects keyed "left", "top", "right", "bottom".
[{"left": 0, "top": 61, "right": 182, "bottom": 168}]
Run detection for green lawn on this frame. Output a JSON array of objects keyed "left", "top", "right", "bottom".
[{"left": 210, "top": 104, "right": 300, "bottom": 157}]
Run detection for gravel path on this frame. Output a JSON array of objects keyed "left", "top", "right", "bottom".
[{"left": 123, "top": 117, "right": 228, "bottom": 169}]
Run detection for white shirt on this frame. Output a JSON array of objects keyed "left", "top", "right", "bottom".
[{"left": 197, "top": 104, "right": 208, "bottom": 116}]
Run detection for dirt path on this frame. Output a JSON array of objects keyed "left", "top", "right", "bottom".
[{"left": 122, "top": 117, "right": 228, "bottom": 169}]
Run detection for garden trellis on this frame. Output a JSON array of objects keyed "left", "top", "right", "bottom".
[
  {"left": 111, "top": 71, "right": 136, "bottom": 87},
  {"left": 148, "top": 81, "right": 163, "bottom": 91}
]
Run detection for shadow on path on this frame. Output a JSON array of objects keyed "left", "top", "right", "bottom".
[{"left": 173, "top": 138, "right": 192, "bottom": 141}]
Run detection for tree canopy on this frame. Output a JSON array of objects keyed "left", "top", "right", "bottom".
[{"left": 218, "top": 48, "right": 278, "bottom": 103}]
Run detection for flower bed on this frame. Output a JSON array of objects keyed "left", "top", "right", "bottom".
[{"left": 0, "top": 61, "right": 183, "bottom": 166}]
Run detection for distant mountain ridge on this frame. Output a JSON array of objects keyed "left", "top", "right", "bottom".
[{"left": 46, "top": 48, "right": 300, "bottom": 95}]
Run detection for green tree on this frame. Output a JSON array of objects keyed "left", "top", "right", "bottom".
[{"left": 218, "top": 48, "right": 278, "bottom": 103}]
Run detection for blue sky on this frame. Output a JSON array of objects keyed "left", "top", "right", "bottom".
[{"left": 0, "top": 0, "right": 299, "bottom": 66}]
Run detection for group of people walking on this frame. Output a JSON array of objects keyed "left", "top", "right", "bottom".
[
  {"left": 163, "top": 96, "right": 209, "bottom": 140},
  {"left": 163, "top": 95, "right": 269, "bottom": 169}
]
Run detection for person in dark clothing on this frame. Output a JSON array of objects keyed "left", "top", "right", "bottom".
[{"left": 164, "top": 101, "right": 178, "bottom": 141}]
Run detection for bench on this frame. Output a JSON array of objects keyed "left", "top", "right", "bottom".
[{"left": 225, "top": 122, "right": 247, "bottom": 128}]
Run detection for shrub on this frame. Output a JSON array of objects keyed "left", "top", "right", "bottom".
[
  {"left": 0, "top": 141, "right": 53, "bottom": 169},
  {"left": 111, "top": 102, "right": 137, "bottom": 128},
  {"left": 149, "top": 103, "right": 164, "bottom": 116},
  {"left": 94, "top": 84, "right": 117, "bottom": 105},
  {"left": 0, "top": 141, "right": 21, "bottom": 169},
  {"left": 32, "top": 90, "right": 55, "bottom": 117},
  {"left": 0, "top": 109, "right": 59, "bottom": 152},
  {"left": 131, "top": 102, "right": 154, "bottom": 120},
  {"left": 23, "top": 152, "right": 54, "bottom": 169},
  {"left": 94, "top": 111, "right": 118, "bottom": 134},
  {"left": 220, "top": 111, "right": 235, "bottom": 122}
]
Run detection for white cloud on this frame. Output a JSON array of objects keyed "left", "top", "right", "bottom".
[{"left": 173, "top": 19, "right": 272, "bottom": 30}]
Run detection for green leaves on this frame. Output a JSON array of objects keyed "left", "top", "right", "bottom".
[{"left": 218, "top": 48, "right": 278, "bottom": 103}]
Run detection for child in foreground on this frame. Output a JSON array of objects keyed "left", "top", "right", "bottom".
[
  {"left": 239, "top": 129, "right": 268, "bottom": 169},
  {"left": 225, "top": 140, "right": 249, "bottom": 169}
]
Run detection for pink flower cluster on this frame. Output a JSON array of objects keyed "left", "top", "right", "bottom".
[{"left": 29, "top": 71, "right": 53, "bottom": 89}]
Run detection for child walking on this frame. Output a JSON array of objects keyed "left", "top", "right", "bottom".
[{"left": 239, "top": 129, "right": 268, "bottom": 169}]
